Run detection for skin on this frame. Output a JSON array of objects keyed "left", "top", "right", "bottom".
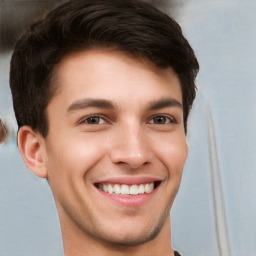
[{"left": 18, "top": 49, "right": 188, "bottom": 256}]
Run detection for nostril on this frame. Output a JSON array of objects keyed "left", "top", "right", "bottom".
[{"left": 112, "top": 157, "right": 149, "bottom": 170}]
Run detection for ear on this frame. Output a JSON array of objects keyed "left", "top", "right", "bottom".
[{"left": 18, "top": 126, "right": 48, "bottom": 178}]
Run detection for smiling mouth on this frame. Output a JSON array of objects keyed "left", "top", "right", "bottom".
[{"left": 95, "top": 182, "right": 160, "bottom": 196}]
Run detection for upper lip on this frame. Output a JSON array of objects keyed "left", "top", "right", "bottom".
[{"left": 94, "top": 176, "right": 162, "bottom": 185}]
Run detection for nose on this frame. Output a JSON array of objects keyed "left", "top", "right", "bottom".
[{"left": 110, "top": 123, "right": 152, "bottom": 169}]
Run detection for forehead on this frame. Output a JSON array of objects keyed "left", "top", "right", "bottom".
[{"left": 50, "top": 49, "right": 182, "bottom": 108}]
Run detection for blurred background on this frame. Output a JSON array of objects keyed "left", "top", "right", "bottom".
[{"left": 0, "top": 0, "right": 255, "bottom": 255}]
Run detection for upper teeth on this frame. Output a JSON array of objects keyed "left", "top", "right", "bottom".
[{"left": 98, "top": 183, "right": 154, "bottom": 195}]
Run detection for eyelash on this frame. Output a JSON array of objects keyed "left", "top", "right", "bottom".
[
  {"left": 148, "top": 114, "right": 177, "bottom": 125},
  {"left": 79, "top": 114, "right": 177, "bottom": 126},
  {"left": 80, "top": 115, "right": 107, "bottom": 125}
]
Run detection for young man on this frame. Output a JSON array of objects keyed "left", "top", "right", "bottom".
[{"left": 10, "top": 0, "right": 199, "bottom": 255}]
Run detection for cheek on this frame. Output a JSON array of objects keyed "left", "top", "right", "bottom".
[
  {"left": 46, "top": 134, "right": 107, "bottom": 180},
  {"left": 45, "top": 134, "right": 109, "bottom": 205},
  {"left": 155, "top": 135, "right": 188, "bottom": 174}
]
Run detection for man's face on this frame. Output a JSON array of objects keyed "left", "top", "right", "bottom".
[{"left": 44, "top": 49, "right": 188, "bottom": 246}]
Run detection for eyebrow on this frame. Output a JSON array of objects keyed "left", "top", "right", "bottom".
[
  {"left": 147, "top": 98, "right": 182, "bottom": 111},
  {"left": 67, "top": 98, "right": 115, "bottom": 112},
  {"left": 67, "top": 97, "right": 182, "bottom": 113}
]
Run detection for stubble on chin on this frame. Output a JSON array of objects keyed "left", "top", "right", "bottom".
[{"left": 91, "top": 196, "right": 174, "bottom": 248}]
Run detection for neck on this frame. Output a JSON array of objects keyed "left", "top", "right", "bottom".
[{"left": 60, "top": 214, "right": 174, "bottom": 256}]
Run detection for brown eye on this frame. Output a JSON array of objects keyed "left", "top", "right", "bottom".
[
  {"left": 150, "top": 115, "right": 175, "bottom": 125},
  {"left": 153, "top": 116, "right": 166, "bottom": 124},
  {"left": 84, "top": 116, "right": 104, "bottom": 124}
]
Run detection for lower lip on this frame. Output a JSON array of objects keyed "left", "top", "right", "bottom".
[{"left": 95, "top": 185, "right": 159, "bottom": 207}]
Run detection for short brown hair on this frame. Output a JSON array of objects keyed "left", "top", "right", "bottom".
[{"left": 10, "top": 0, "right": 199, "bottom": 137}]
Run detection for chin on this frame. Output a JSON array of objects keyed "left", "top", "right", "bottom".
[
  {"left": 112, "top": 227, "right": 162, "bottom": 247},
  {"left": 98, "top": 212, "right": 168, "bottom": 247}
]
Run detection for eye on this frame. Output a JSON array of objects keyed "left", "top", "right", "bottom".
[
  {"left": 149, "top": 115, "right": 175, "bottom": 125},
  {"left": 82, "top": 115, "right": 106, "bottom": 125}
]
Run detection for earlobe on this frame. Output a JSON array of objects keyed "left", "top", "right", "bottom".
[{"left": 18, "top": 126, "right": 48, "bottom": 178}]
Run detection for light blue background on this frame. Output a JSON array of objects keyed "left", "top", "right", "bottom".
[{"left": 0, "top": 1, "right": 255, "bottom": 255}]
